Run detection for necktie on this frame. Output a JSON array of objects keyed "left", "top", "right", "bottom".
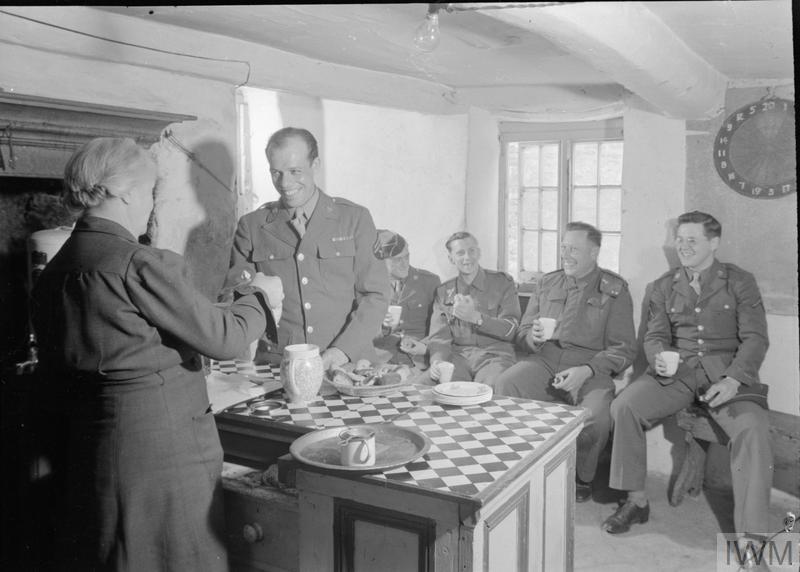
[
  {"left": 689, "top": 271, "right": 701, "bottom": 296},
  {"left": 291, "top": 209, "right": 306, "bottom": 238}
]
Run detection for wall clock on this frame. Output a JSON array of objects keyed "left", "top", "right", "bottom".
[{"left": 713, "top": 97, "right": 796, "bottom": 199}]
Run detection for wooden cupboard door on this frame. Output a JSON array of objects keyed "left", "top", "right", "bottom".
[
  {"left": 334, "top": 499, "right": 436, "bottom": 572},
  {"left": 482, "top": 486, "right": 530, "bottom": 571}
]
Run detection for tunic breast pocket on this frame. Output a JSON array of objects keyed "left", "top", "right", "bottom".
[
  {"left": 253, "top": 242, "right": 294, "bottom": 271},
  {"left": 583, "top": 296, "right": 608, "bottom": 329},
  {"left": 708, "top": 295, "right": 738, "bottom": 328},
  {"left": 318, "top": 239, "right": 356, "bottom": 289}
]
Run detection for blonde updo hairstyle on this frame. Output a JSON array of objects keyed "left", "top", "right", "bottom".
[{"left": 63, "top": 137, "right": 156, "bottom": 211}]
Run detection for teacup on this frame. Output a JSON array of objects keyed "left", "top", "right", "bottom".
[{"left": 339, "top": 427, "right": 376, "bottom": 467}]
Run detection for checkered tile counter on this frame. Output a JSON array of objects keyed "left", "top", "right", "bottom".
[
  {"left": 210, "top": 359, "right": 281, "bottom": 379},
  {"left": 215, "top": 366, "right": 585, "bottom": 505}
]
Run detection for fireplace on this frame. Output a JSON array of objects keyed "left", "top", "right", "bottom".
[{"left": 0, "top": 92, "right": 195, "bottom": 371}]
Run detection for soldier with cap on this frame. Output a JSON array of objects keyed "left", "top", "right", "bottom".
[
  {"left": 494, "top": 221, "right": 636, "bottom": 503},
  {"left": 223, "top": 127, "right": 390, "bottom": 369},
  {"left": 372, "top": 229, "right": 441, "bottom": 367},
  {"left": 425, "top": 231, "right": 521, "bottom": 384},
  {"left": 603, "top": 211, "right": 771, "bottom": 555}
]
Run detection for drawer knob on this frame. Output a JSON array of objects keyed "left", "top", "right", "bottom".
[{"left": 242, "top": 523, "right": 264, "bottom": 543}]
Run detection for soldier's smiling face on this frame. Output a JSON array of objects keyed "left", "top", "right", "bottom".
[
  {"left": 675, "top": 222, "right": 719, "bottom": 271},
  {"left": 448, "top": 237, "right": 481, "bottom": 278},
  {"left": 560, "top": 230, "right": 599, "bottom": 278},
  {"left": 267, "top": 136, "right": 319, "bottom": 209}
]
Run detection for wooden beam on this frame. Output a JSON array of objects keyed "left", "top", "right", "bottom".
[{"left": 478, "top": 2, "right": 729, "bottom": 119}]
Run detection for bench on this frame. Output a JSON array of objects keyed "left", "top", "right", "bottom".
[{"left": 670, "top": 405, "right": 800, "bottom": 506}]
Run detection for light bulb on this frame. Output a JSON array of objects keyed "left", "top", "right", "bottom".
[{"left": 414, "top": 11, "right": 440, "bottom": 52}]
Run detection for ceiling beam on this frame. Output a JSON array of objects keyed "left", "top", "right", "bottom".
[{"left": 476, "top": 2, "right": 729, "bottom": 119}]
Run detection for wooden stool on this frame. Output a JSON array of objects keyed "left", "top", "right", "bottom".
[{"left": 669, "top": 404, "right": 730, "bottom": 506}]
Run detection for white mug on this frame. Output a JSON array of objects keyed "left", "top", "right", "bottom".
[
  {"left": 661, "top": 351, "right": 680, "bottom": 377},
  {"left": 386, "top": 305, "right": 403, "bottom": 329},
  {"left": 539, "top": 317, "right": 558, "bottom": 340},
  {"left": 339, "top": 427, "right": 376, "bottom": 467}
]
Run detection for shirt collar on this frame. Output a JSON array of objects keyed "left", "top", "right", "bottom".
[
  {"left": 75, "top": 215, "right": 137, "bottom": 243},
  {"left": 567, "top": 265, "right": 599, "bottom": 290},
  {"left": 458, "top": 266, "right": 486, "bottom": 292},
  {"left": 684, "top": 261, "right": 715, "bottom": 286},
  {"left": 284, "top": 187, "right": 320, "bottom": 219}
]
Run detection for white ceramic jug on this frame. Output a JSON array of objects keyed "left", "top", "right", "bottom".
[{"left": 280, "top": 344, "right": 324, "bottom": 404}]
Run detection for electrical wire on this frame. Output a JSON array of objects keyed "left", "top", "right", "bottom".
[
  {"left": 445, "top": 2, "right": 571, "bottom": 10},
  {"left": 0, "top": 9, "right": 252, "bottom": 87}
]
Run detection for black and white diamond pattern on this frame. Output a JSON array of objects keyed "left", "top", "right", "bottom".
[{"left": 219, "top": 377, "right": 584, "bottom": 498}]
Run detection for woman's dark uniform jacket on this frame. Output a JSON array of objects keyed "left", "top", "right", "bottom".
[
  {"left": 225, "top": 190, "right": 390, "bottom": 364},
  {"left": 32, "top": 216, "right": 272, "bottom": 571}
]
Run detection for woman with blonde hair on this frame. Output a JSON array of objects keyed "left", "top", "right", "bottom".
[{"left": 32, "top": 137, "right": 282, "bottom": 571}]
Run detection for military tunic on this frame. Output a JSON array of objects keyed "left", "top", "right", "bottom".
[
  {"left": 427, "top": 267, "right": 520, "bottom": 383},
  {"left": 494, "top": 266, "right": 635, "bottom": 482},
  {"left": 609, "top": 259, "right": 771, "bottom": 534},
  {"left": 226, "top": 190, "right": 390, "bottom": 365},
  {"left": 373, "top": 265, "right": 440, "bottom": 366}
]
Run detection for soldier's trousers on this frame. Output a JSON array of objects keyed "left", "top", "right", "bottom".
[
  {"left": 609, "top": 373, "right": 773, "bottom": 535},
  {"left": 493, "top": 343, "right": 615, "bottom": 483}
]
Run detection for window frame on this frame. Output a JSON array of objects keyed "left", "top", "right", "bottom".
[{"left": 498, "top": 118, "right": 624, "bottom": 279}]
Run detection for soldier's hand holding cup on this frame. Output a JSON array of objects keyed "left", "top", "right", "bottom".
[{"left": 528, "top": 319, "right": 548, "bottom": 345}]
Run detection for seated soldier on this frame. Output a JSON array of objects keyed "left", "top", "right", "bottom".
[
  {"left": 494, "top": 222, "right": 635, "bottom": 502},
  {"left": 426, "top": 231, "right": 520, "bottom": 385},
  {"left": 372, "top": 229, "right": 440, "bottom": 368},
  {"left": 602, "top": 211, "right": 772, "bottom": 571}
]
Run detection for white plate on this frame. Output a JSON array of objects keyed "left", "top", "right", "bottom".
[
  {"left": 434, "top": 381, "right": 492, "bottom": 398},
  {"left": 432, "top": 392, "right": 493, "bottom": 406}
]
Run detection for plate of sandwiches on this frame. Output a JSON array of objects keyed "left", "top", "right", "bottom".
[{"left": 432, "top": 381, "right": 493, "bottom": 406}]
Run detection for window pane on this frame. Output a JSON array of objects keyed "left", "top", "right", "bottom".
[
  {"left": 522, "top": 189, "right": 540, "bottom": 229},
  {"left": 521, "top": 144, "right": 540, "bottom": 187},
  {"left": 572, "top": 187, "right": 597, "bottom": 224},
  {"left": 598, "top": 233, "right": 620, "bottom": 272},
  {"left": 505, "top": 143, "right": 520, "bottom": 276},
  {"left": 540, "top": 144, "right": 559, "bottom": 187},
  {"left": 598, "top": 187, "right": 622, "bottom": 231},
  {"left": 572, "top": 142, "right": 598, "bottom": 186},
  {"left": 522, "top": 230, "right": 539, "bottom": 272},
  {"left": 599, "top": 141, "right": 623, "bottom": 185},
  {"left": 541, "top": 189, "right": 558, "bottom": 230},
  {"left": 541, "top": 231, "right": 559, "bottom": 273}
]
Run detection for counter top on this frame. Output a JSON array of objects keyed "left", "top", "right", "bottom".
[{"left": 212, "top": 359, "right": 586, "bottom": 508}]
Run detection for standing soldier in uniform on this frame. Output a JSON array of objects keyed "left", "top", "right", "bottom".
[
  {"left": 494, "top": 221, "right": 636, "bottom": 502},
  {"left": 426, "top": 231, "right": 520, "bottom": 384},
  {"left": 603, "top": 211, "right": 771, "bottom": 555},
  {"left": 372, "top": 229, "right": 441, "bottom": 368},
  {"left": 224, "top": 127, "right": 390, "bottom": 369}
]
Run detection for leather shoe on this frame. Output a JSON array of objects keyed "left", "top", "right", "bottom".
[
  {"left": 602, "top": 500, "right": 650, "bottom": 534},
  {"left": 576, "top": 478, "right": 592, "bottom": 503}
]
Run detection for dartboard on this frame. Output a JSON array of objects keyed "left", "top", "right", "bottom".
[{"left": 713, "top": 97, "right": 796, "bottom": 199}]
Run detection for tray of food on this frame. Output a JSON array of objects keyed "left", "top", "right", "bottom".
[{"left": 328, "top": 360, "right": 413, "bottom": 397}]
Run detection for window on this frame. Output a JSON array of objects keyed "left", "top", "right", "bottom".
[{"left": 500, "top": 120, "right": 624, "bottom": 283}]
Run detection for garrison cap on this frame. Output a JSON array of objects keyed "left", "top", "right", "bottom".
[{"left": 373, "top": 229, "right": 408, "bottom": 260}]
